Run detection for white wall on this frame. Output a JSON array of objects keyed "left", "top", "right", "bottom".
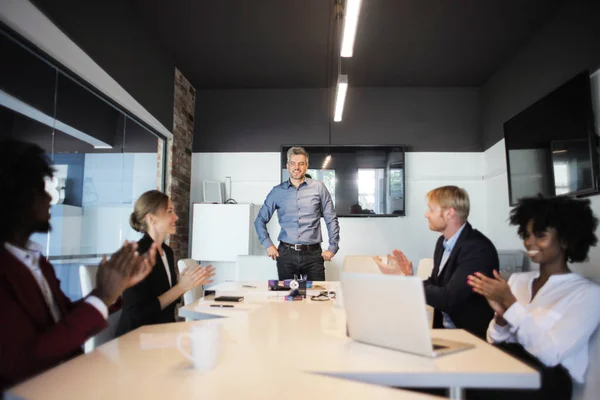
[
  {"left": 191, "top": 152, "right": 487, "bottom": 283},
  {"left": 483, "top": 140, "right": 521, "bottom": 250}
]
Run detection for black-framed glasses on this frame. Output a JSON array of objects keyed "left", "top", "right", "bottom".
[{"left": 310, "top": 291, "right": 336, "bottom": 301}]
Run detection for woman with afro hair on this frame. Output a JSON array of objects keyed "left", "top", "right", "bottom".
[{"left": 468, "top": 196, "right": 600, "bottom": 400}]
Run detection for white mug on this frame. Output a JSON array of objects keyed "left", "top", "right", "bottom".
[{"left": 177, "top": 323, "right": 222, "bottom": 371}]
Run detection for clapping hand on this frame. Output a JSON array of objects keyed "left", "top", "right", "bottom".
[
  {"left": 467, "top": 270, "right": 517, "bottom": 317},
  {"left": 96, "top": 241, "right": 158, "bottom": 306},
  {"left": 373, "top": 249, "right": 413, "bottom": 276},
  {"left": 178, "top": 264, "right": 216, "bottom": 291}
]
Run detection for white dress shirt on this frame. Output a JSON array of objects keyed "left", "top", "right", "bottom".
[
  {"left": 4, "top": 241, "right": 108, "bottom": 321},
  {"left": 487, "top": 271, "right": 600, "bottom": 383}
]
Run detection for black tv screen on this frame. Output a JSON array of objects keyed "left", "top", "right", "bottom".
[
  {"left": 280, "top": 145, "right": 406, "bottom": 217},
  {"left": 503, "top": 71, "right": 598, "bottom": 206}
]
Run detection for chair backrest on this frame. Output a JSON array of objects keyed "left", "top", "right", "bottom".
[
  {"left": 235, "top": 255, "right": 277, "bottom": 281},
  {"left": 342, "top": 255, "right": 382, "bottom": 274},
  {"left": 416, "top": 258, "right": 434, "bottom": 280},
  {"left": 78, "top": 264, "right": 120, "bottom": 353},
  {"left": 79, "top": 264, "right": 97, "bottom": 297},
  {"left": 177, "top": 259, "right": 203, "bottom": 305}
]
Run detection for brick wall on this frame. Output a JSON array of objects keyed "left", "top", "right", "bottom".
[{"left": 166, "top": 68, "right": 195, "bottom": 262}]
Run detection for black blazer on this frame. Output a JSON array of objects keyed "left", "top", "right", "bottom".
[
  {"left": 424, "top": 222, "right": 499, "bottom": 339},
  {"left": 116, "top": 234, "right": 178, "bottom": 337}
]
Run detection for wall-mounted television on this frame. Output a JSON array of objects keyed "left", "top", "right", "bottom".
[
  {"left": 280, "top": 145, "right": 406, "bottom": 217},
  {"left": 503, "top": 71, "right": 599, "bottom": 206}
]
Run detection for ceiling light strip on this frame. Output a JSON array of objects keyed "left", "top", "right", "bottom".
[
  {"left": 334, "top": 75, "right": 348, "bottom": 122},
  {"left": 341, "top": 0, "right": 362, "bottom": 57}
]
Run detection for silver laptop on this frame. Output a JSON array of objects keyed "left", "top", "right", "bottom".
[{"left": 341, "top": 272, "right": 475, "bottom": 357}]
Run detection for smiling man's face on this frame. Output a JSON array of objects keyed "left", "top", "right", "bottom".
[{"left": 287, "top": 154, "right": 308, "bottom": 181}]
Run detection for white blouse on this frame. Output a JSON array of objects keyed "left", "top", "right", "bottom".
[
  {"left": 487, "top": 271, "right": 600, "bottom": 383},
  {"left": 160, "top": 251, "right": 172, "bottom": 287}
]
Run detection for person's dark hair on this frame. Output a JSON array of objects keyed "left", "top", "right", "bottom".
[
  {"left": 509, "top": 196, "right": 598, "bottom": 263},
  {"left": 130, "top": 190, "right": 169, "bottom": 233},
  {"left": 0, "top": 139, "right": 54, "bottom": 243}
]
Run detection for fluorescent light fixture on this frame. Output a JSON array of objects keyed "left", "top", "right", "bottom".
[
  {"left": 334, "top": 75, "right": 348, "bottom": 122},
  {"left": 341, "top": 0, "right": 362, "bottom": 57},
  {"left": 552, "top": 149, "right": 568, "bottom": 154},
  {"left": 322, "top": 154, "right": 332, "bottom": 169},
  {"left": 0, "top": 89, "right": 112, "bottom": 149}
]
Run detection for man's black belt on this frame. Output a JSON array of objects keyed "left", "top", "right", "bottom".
[{"left": 280, "top": 242, "right": 321, "bottom": 251}]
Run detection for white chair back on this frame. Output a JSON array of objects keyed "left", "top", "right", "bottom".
[
  {"left": 78, "top": 264, "right": 121, "bottom": 353},
  {"left": 416, "top": 258, "right": 434, "bottom": 280},
  {"left": 79, "top": 264, "right": 95, "bottom": 297},
  {"left": 177, "top": 259, "right": 204, "bottom": 306},
  {"left": 342, "top": 255, "right": 383, "bottom": 274},
  {"left": 235, "top": 255, "right": 277, "bottom": 281}
]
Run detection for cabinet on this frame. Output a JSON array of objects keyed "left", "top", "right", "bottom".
[{"left": 190, "top": 203, "right": 279, "bottom": 261}]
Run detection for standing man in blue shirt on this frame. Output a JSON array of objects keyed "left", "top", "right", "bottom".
[{"left": 254, "top": 147, "right": 340, "bottom": 281}]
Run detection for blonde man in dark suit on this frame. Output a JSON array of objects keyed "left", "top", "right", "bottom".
[{"left": 375, "top": 186, "right": 499, "bottom": 339}]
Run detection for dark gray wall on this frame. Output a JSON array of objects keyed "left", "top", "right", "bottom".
[
  {"left": 480, "top": 0, "right": 600, "bottom": 150},
  {"left": 32, "top": 0, "right": 175, "bottom": 131},
  {"left": 334, "top": 88, "right": 480, "bottom": 152},
  {"left": 194, "top": 87, "right": 480, "bottom": 152}
]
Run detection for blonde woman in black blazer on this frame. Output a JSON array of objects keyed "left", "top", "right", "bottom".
[{"left": 116, "top": 190, "right": 215, "bottom": 337}]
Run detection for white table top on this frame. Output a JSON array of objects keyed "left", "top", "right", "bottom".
[
  {"left": 7, "top": 321, "right": 443, "bottom": 400},
  {"left": 7, "top": 281, "right": 539, "bottom": 399},
  {"left": 183, "top": 281, "right": 540, "bottom": 390}
]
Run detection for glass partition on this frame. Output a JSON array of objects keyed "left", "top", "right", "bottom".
[{"left": 0, "top": 28, "right": 167, "bottom": 299}]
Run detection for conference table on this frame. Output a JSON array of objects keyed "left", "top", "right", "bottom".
[
  {"left": 7, "top": 281, "right": 539, "bottom": 400},
  {"left": 178, "top": 281, "right": 540, "bottom": 399}
]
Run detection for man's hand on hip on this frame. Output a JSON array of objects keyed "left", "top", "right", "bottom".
[
  {"left": 322, "top": 250, "right": 334, "bottom": 261},
  {"left": 266, "top": 245, "right": 279, "bottom": 260}
]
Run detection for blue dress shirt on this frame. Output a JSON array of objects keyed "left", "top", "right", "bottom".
[
  {"left": 254, "top": 178, "right": 340, "bottom": 254},
  {"left": 439, "top": 222, "right": 467, "bottom": 328}
]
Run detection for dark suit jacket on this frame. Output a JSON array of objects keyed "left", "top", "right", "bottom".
[
  {"left": 116, "top": 234, "right": 178, "bottom": 337},
  {"left": 424, "top": 222, "right": 499, "bottom": 339},
  {"left": 0, "top": 248, "right": 113, "bottom": 390}
]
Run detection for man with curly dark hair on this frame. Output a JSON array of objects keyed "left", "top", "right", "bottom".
[
  {"left": 468, "top": 196, "right": 600, "bottom": 399},
  {"left": 0, "top": 139, "right": 157, "bottom": 390}
]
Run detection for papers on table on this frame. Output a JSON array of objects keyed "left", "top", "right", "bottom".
[{"left": 194, "top": 301, "right": 263, "bottom": 312}]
